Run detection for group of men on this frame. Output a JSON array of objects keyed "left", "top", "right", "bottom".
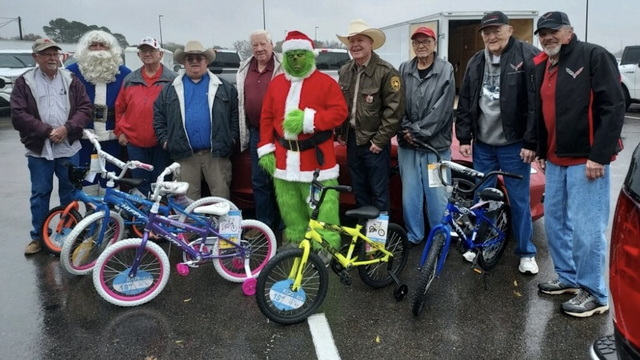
[{"left": 12, "top": 11, "right": 624, "bottom": 319}]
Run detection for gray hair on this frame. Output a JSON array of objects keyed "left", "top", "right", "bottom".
[{"left": 249, "top": 30, "right": 272, "bottom": 44}]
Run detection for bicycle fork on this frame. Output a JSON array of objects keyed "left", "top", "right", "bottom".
[{"left": 289, "top": 240, "right": 312, "bottom": 292}]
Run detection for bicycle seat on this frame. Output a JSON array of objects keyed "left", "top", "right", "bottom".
[
  {"left": 344, "top": 205, "right": 380, "bottom": 220},
  {"left": 193, "top": 202, "right": 230, "bottom": 216},
  {"left": 116, "top": 178, "right": 145, "bottom": 188},
  {"left": 478, "top": 187, "right": 504, "bottom": 202}
]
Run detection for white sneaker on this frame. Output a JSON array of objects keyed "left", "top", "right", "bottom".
[
  {"left": 519, "top": 257, "right": 539, "bottom": 275},
  {"left": 462, "top": 250, "right": 476, "bottom": 263}
]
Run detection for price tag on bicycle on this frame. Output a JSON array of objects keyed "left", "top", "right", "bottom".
[
  {"left": 218, "top": 210, "right": 242, "bottom": 249},
  {"left": 428, "top": 163, "right": 448, "bottom": 188},
  {"left": 365, "top": 213, "right": 389, "bottom": 252}
]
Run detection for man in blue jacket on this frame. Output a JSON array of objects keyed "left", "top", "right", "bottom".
[
  {"left": 154, "top": 40, "right": 239, "bottom": 200},
  {"left": 456, "top": 11, "right": 540, "bottom": 274}
]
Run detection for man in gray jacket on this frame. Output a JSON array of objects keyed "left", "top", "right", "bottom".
[
  {"left": 154, "top": 40, "right": 238, "bottom": 200},
  {"left": 236, "top": 30, "right": 283, "bottom": 229},
  {"left": 397, "top": 27, "right": 455, "bottom": 245}
]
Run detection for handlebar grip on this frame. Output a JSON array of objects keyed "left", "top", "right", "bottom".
[
  {"left": 167, "top": 162, "right": 181, "bottom": 174},
  {"left": 334, "top": 185, "right": 352, "bottom": 193},
  {"left": 501, "top": 172, "right": 524, "bottom": 180},
  {"left": 442, "top": 160, "right": 485, "bottom": 178},
  {"left": 132, "top": 161, "right": 154, "bottom": 172}
]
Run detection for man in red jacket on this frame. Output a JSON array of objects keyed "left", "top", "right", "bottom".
[
  {"left": 115, "top": 37, "right": 176, "bottom": 196},
  {"left": 11, "top": 38, "right": 91, "bottom": 254}
]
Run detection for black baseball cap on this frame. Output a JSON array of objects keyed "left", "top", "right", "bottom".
[
  {"left": 535, "top": 11, "right": 571, "bottom": 34},
  {"left": 478, "top": 11, "right": 509, "bottom": 31}
]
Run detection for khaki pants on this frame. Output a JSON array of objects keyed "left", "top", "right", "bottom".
[{"left": 176, "top": 152, "right": 232, "bottom": 200}]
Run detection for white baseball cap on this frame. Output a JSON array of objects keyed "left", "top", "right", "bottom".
[{"left": 138, "top": 37, "right": 160, "bottom": 50}]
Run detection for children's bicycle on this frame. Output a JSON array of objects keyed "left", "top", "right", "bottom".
[
  {"left": 410, "top": 140, "right": 522, "bottom": 317},
  {"left": 59, "top": 131, "right": 236, "bottom": 275},
  {"left": 92, "top": 163, "right": 277, "bottom": 307},
  {"left": 255, "top": 170, "right": 409, "bottom": 325}
]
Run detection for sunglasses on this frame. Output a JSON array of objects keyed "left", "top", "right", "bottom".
[{"left": 185, "top": 55, "right": 206, "bottom": 63}]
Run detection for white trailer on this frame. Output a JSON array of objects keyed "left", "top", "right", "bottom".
[{"left": 377, "top": 11, "right": 539, "bottom": 90}]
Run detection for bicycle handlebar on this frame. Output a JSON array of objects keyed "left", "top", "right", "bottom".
[{"left": 83, "top": 130, "right": 154, "bottom": 180}]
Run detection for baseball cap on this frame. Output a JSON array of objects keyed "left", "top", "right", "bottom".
[
  {"left": 478, "top": 11, "right": 509, "bottom": 31},
  {"left": 32, "top": 38, "right": 61, "bottom": 53},
  {"left": 535, "top": 11, "right": 571, "bottom": 34},
  {"left": 411, "top": 27, "right": 436, "bottom": 40},
  {"left": 137, "top": 37, "right": 161, "bottom": 50}
]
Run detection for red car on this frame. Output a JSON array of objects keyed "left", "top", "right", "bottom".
[
  {"left": 230, "top": 136, "right": 545, "bottom": 225},
  {"left": 591, "top": 143, "right": 640, "bottom": 360}
]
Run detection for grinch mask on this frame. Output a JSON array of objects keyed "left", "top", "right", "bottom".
[{"left": 283, "top": 50, "right": 315, "bottom": 77}]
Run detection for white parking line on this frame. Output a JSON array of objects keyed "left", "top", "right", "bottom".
[
  {"left": 308, "top": 313, "right": 341, "bottom": 360},
  {"left": 626, "top": 114, "right": 640, "bottom": 120}
]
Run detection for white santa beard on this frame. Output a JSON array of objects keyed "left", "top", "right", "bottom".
[{"left": 77, "top": 50, "right": 120, "bottom": 84}]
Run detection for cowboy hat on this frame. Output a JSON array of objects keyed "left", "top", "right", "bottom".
[
  {"left": 174, "top": 40, "right": 216, "bottom": 64},
  {"left": 336, "top": 19, "right": 386, "bottom": 50}
]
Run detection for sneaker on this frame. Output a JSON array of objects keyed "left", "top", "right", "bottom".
[
  {"left": 562, "top": 289, "right": 609, "bottom": 317},
  {"left": 24, "top": 240, "right": 42, "bottom": 255},
  {"left": 538, "top": 279, "right": 580, "bottom": 295},
  {"left": 518, "top": 257, "right": 539, "bottom": 275},
  {"left": 462, "top": 250, "right": 476, "bottom": 263}
]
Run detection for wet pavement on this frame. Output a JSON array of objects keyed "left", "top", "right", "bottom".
[{"left": 1, "top": 109, "right": 639, "bottom": 360}]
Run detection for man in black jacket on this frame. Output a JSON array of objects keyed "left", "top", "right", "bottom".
[
  {"left": 456, "top": 11, "right": 540, "bottom": 274},
  {"left": 533, "top": 12, "right": 624, "bottom": 317}
]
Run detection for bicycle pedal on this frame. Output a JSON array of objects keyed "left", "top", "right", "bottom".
[{"left": 339, "top": 271, "right": 352, "bottom": 286}]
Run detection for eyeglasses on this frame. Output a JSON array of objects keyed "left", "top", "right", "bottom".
[
  {"left": 139, "top": 48, "right": 159, "bottom": 54},
  {"left": 412, "top": 39, "right": 435, "bottom": 47},
  {"left": 185, "top": 55, "right": 206, "bottom": 63},
  {"left": 37, "top": 52, "right": 60, "bottom": 58}
]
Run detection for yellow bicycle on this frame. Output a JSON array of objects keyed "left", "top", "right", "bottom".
[{"left": 255, "top": 171, "right": 409, "bottom": 325}]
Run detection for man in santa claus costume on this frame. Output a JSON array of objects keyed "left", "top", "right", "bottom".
[
  {"left": 258, "top": 31, "right": 348, "bottom": 251},
  {"left": 67, "top": 30, "right": 131, "bottom": 194}
]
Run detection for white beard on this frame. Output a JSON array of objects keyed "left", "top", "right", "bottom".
[
  {"left": 543, "top": 44, "right": 561, "bottom": 57},
  {"left": 77, "top": 50, "right": 121, "bottom": 84}
]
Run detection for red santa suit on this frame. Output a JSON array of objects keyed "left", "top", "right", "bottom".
[{"left": 257, "top": 69, "right": 347, "bottom": 182}]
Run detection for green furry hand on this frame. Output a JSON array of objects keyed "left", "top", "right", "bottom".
[
  {"left": 283, "top": 109, "right": 304, "bottom": 135},
  {"left": 258, "top": 153, "right": 276, "bottom": 176}
]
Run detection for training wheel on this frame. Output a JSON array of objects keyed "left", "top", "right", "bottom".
[
  {"left": 394, "top": 284, "right": 408, "bottom": 301},
  {"left": 176, "top": 263, "right": 190, "bottom": 276},
  {"left": 242, "top": 278, "right": 257, "bottom": 296}
]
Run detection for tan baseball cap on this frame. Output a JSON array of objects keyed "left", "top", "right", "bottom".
[{"left": 32, "top": 38, "right": 61, "bottom": 53}]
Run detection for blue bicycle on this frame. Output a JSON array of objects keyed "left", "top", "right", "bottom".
[{"left": 410, "top": 140, "right": 522, "bottom": 317}]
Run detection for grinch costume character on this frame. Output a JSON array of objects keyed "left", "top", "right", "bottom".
[
  {"left": 258, "top": 31, "right": 348, "bottom": 250},
  {"left": 67, "top": 30, "right": 131, "bottom": 194}
]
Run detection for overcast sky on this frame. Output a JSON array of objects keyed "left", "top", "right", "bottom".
[{"left": 1, "top": 0, "right": 637, "bottom": 54}]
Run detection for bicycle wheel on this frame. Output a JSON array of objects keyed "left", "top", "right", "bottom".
[
  {"left": 255, "top": 249, "right": 329, "bottom": 325},
  {"left": 412, "top": 231, "right": 446, "bottom": 317},
  {"left": 93, "top": 238, "right": 170, "bottom": 307},
  {"left": 476, "top": 204, "right": 511, "bottom": 270},
  {"left": 357, "top": 223, "right": 409, "bottom": 288},
  {"left": 41, "top": 205, "right": 83, "bottom": 254},
  {"left": 213, "top": 219, "right": 277, "bottom": 282},
  {"left": 60, "top": 210, "right": 125, "bottom": 275}
]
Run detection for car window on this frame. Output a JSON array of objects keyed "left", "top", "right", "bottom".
[
  {"left": 316, "top": 52, "right": 350, "bottom": 70},
  {"left": 208, "top": 52, "right": 240, "bottom": 68},
  {"left": 0, "top": 53, "right": 36, "bottom": 68},
  {"left": 625, "top": 144, "right": 640, "bottom": 201}
]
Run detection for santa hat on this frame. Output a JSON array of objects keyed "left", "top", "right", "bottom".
[{"left": 282, "top": 30, "right": 315, "bottom": 54}]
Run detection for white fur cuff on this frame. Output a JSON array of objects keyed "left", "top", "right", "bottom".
[
  {"left": 303, "top": 108, "right": 316, "bottom": 134},
  {"left": 257, "top": 143, "right": 276, "bottom": 158}
]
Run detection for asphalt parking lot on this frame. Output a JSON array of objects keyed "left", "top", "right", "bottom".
[{"left": 0, "top": 109, "right": 639, "bottom": 360}]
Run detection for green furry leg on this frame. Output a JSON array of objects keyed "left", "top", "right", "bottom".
[{"left": 273, "top": 178, "right": 341, "bottom": 251}]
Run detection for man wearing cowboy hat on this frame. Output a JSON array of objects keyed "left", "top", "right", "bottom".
[
  {"left": 153, "top": 40, "right": 239, "bottom": 200},
  {"left": 336, "top": 19, "right": 404, "bottom": 213}
]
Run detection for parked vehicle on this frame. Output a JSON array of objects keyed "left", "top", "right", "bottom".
[
  {"left": 315, "top": 48, "right": 350, "bottom": 81},
  {"left": 207, "top": 49, "right": 241, "bottom": 86},
  {"left": 591, "top": 142, "right": 640, "bottom": 360},
  {"left": 230, "top": 133, "right": 546, "bottom": 226},
  {"left": 619, "top": 45, "right": 640, "bottom": 110},
  {"left": 0, "top": 49, "right": 36, "bottom": 108}
]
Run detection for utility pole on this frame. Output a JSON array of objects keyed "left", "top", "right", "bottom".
[
  {"left": 262, "top": 0, "right": 266, "bottom": 30},
  {"left": 585, "top": 0, "right": 589, "bottom": 42},
  {"left": 18, "top": 16, "right": 23, "bottom": 40},
  {"left": 158, "top": 15, "right": 164, "bottom": 48}
]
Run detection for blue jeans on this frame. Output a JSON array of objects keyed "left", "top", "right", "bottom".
[
  {"left": 126, "top": 143, "right": 172, "bottom": 196},
  {"left": 346, "top": 130, "right": 390, "bottom": 211},
  {"left": 544, "top": 162, "right": 609, "bottom": 304},
  {"left": 472, "top": 141, "right": 535, "bottom": 257},
  {"left": 28, "top": 156, "right": 76, "bottom": 240},
  {"left": 398, "top": 146, "right": 450, "bottom": 243},
  {"left": 249, "top": 127, "right": 280, "bottom": 229}
]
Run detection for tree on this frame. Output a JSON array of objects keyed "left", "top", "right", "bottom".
[
  {"left": 233, "top": 40, "right": 252, "bottom": 60},
  {"left": 162, "top": 42, "right": 183, "bottom": 53},
  {"left": 43, "top": 18, "right": 128, "bottom": 48}
]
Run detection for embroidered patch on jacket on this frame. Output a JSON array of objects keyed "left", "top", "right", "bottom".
[
  {"left": 510, "top": 61, "right": 523, "bottom": 72},
  {"left": 565, "top": 66, "right": 584, "bottom": 79},
  {"left": 390, "top": 76, "right": 401, "bottom": 92}
]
